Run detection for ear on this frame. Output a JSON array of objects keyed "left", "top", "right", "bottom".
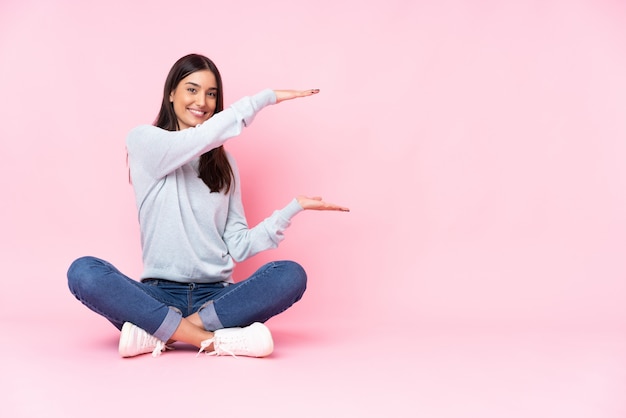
[{"left": 169, "top": 90, "right": 175, "bottom": 103}]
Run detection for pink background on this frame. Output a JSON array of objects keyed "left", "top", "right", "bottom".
[{"left": 1, "top": 0, "right": 625, "bottom": 417}]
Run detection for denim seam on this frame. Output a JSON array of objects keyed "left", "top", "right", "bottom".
[
  {"left": 211, "top": 262, "right": 276, "bottom": 306},
  {"left": 209, "top": 262, "right": 299, "bottom": 324}
]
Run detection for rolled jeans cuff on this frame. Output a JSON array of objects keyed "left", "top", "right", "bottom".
[
  {"left": 198, "top": 301, "right": 224, "bottom": 331},
  {"left": 152, "top": 307, "right": 182, "bottom": 342}
]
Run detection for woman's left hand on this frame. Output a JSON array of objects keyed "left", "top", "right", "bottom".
[{"left": 296, "top": 195, "right": 350, "bottom": 212}]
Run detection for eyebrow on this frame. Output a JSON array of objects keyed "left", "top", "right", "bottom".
[{"left": 184, "top": 82, "right": 217, "bottom": 90}]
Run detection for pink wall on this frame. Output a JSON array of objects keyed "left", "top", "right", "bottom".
[{"left": 1, "top": 0, "right": 625, "bottom": 328}]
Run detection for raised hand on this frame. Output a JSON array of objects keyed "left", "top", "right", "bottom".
[
  {"left": 274, "top": 89, "right": 320, "bottom": 103},
  {"left": 296, "top": 195, "right": 350, "bottom": 212}
]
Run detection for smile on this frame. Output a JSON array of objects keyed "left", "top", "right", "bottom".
[{"left": 188, "top": 108, "right": 206, "bottom": 117}]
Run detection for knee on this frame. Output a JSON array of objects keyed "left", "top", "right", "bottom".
[
  {"left": 278, "top": 260, "right": 307, "bottom": 296},
  {"left": 67, "top": 256, "right": 104, "bottom": 294}
]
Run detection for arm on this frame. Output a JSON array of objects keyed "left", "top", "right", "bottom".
[
  {"left": 126, "top": 90, "right": 275, "bottom": 179},
  {"left": 224, "top": 194, "right": 349, "bottom": 263},
  {"left": 126, "top": 89, "right": 320, "bottom": 179},
  {"left": 221, "top": 157, "right": 304, "bottom": 262}
]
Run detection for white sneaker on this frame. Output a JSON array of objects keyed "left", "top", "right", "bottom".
[
  {"left": 119, "top": 322, "right": 169, "bottom": 358},
  {"left": 197, "top": 322, "right": 274, "bottom": 358}
]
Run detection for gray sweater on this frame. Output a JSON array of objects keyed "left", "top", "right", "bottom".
[{"left": 126, "top": 89, "right": 303, "bottom": 283}]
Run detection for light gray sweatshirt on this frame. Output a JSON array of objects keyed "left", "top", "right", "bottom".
[{"left": 126, "top": 89, "right": 303, "bottom": 283}]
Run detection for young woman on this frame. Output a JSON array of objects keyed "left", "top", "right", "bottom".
[{"left": 67, "top": 53, "right": 348, "bottom": 358}]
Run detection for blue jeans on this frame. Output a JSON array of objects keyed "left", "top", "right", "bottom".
[{"left": 67, "top": 256, "right": 307, "bottom": 342}]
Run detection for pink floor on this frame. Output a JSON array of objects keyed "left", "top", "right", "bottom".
[{"left": 4, "top": 314, "right": 624, "bottom": 417}]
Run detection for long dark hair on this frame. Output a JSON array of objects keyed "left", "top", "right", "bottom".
[{"left": 155, "top": 54, "right": 233, "bottom": 193}]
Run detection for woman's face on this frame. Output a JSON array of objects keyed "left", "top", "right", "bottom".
[{"left": 169, "top": 70, "right": 218, "bottom": 130}]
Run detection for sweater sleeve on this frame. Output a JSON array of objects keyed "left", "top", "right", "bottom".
[
  {"left": 126, "top": 89, "right": 276, "bottom": 179},
  {"left": 222, "top": 157, "right": 304, "bottom": 262}
]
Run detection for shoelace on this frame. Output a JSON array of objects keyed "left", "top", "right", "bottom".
[
  {"left": 152, "top": 341, "right": 173, "bottom": 357},
  {"left": 196, "top": 337, "right": 238, "bottom": 358}
]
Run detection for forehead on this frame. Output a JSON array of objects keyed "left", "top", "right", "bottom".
[{"left": 179, "top": 70, "right": 217, "bottom": 88}]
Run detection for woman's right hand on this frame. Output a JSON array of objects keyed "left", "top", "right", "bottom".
[{"left": 274, "top": 89, "right": 320, "bottom": 103}]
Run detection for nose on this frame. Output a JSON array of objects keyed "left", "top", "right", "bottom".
[{"left": 195, "top": 93, "right": 206, "bottom": 107}]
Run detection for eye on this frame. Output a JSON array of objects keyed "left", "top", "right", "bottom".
[
  {"left": 207, "top": 91, "right": 217, "bottom": 98},
  {"left": 187, "top": 88, "right": 197, "bottom": 93}
]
